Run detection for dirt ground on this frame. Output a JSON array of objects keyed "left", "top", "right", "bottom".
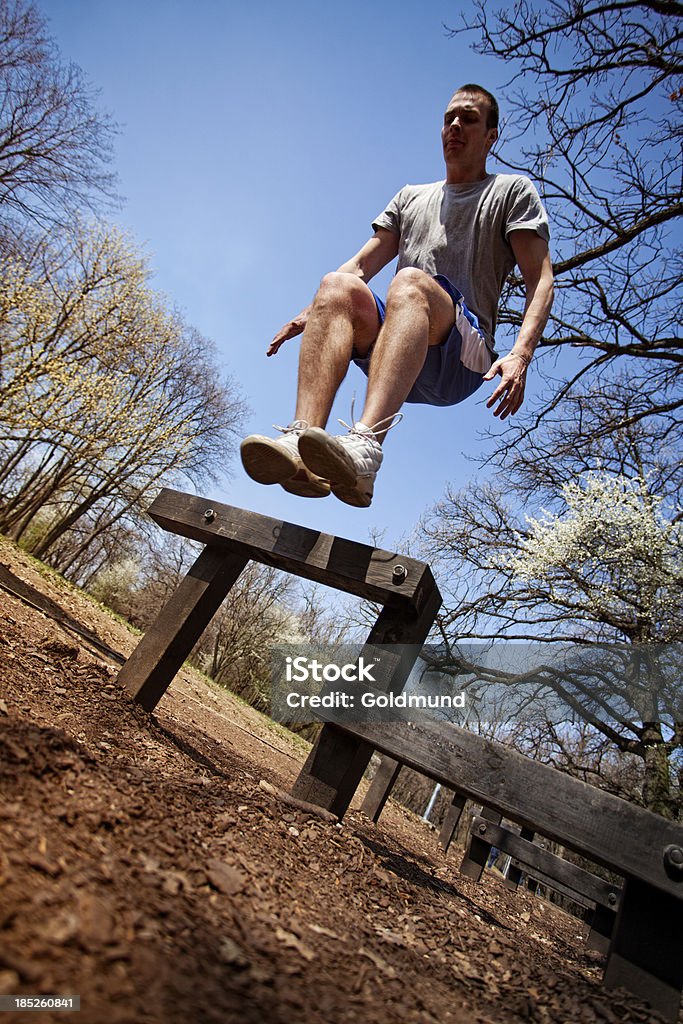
[{"left": 0, "top": 535, "right": 673, "bottom": 1024}]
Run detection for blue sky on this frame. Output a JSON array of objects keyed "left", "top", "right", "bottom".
[{"left": 42, "top": 0, "right": 548, "bottom": 549}]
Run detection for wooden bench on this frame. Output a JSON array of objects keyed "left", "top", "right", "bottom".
[
  {"left": 467, "top": 816, "right": 620, "bottom": 952},
  {"left": 306, "top": 704, "right": 683, "bottom": 1021},
  {"left": 117, "top": 491, "right": 683, "bottom": 1020},
  {"left": 116, "top": 488, "right": 442, "bottom": 815}
]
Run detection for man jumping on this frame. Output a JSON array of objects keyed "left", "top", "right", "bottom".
[{"left": 240, "top": 84, "right": 554, "bottom": 507}]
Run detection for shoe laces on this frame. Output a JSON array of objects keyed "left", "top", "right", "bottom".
[
  {"left": 337, "top": 398, "right": 402, "bottom": 442},
  {"left": 272, "top": 419, "right": 309, "bottom": 435}
]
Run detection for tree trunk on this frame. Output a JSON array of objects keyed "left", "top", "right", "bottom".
[{"left": 641, "top": 723, "right": 673, "bottom": 817}]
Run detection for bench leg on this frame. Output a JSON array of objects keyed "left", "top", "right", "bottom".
[
  {"left": 459, "top": 806, "right": 502, "bottom": 881},
  {"left": 292, "top": 586, "right": 441, "bottom": 818},
  {"left": 505, "top": 828, "right": 535, "bottom": 889},
  {"left": 604, "top": 877, "right": 683, "bottom": 1021},
  {"left": 585, "top": 902, "right": 616, "bottom": 954},
  {"left": 117, "top": 545, "right": 249, "bottom": 711},
  {"left": 361, "top": 755, "right": 402, "bottom": 822},
  {"left": 440, "top": 792, "right": 467, "bottom": 853}
]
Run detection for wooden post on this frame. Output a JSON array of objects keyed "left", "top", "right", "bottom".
[
  {"left": 360, "top": 755, "right": 402, "bottom": 822},
  {"left": 440, "top": 791, "right": 467, "bottom": 853},
  {"left": 586, "top": 903, "right": 617, "bottom": 954},
  {"left": 291, "top": 584, "right": 442, "bottom": 819},
  {"left": 459, "top": 805, "right": 502, "bottom": 881},
  {"left": 505, "top": 827, "right": 535, "bottom": 889},
  {"left": 117, "top": 545, "right": 249, "bottom": 710},
  {"left": 605, "top": 877, "right": 683, "bottom": 1021}
]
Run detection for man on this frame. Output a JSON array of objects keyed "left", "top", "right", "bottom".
[{"left": 240, "top": 84, "right": 554, "bottom": 507}]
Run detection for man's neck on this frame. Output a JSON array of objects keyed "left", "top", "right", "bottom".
[{"left": 445, "top": 161, "right": 490, "bottom": 184}]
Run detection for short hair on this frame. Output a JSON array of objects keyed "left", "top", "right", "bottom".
[{"left": 455, "top": 84, "right": 499, "bottom": 130}]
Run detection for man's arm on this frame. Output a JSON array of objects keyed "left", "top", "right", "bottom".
[
  {"left": 267, "top": 229, "right": 399, "bottom": 356},
  {"left": 483, "top": 230, "right": 554, "bottom": 418}
]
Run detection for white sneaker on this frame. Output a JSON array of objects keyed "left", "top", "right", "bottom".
[
  {"left": 299, "top": 417, "right": 398, "bottom": 508},
  {"left": 240, "top": 421, "right": 330, "bottom": 499}
]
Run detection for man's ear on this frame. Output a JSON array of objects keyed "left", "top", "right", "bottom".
[{"left": 487, "top": 128, "right": 498, "bottom": 151}]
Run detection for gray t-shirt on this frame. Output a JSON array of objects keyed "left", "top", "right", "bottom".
[{"left": 372, "top": 174, "right": 550, "bottom": 344}]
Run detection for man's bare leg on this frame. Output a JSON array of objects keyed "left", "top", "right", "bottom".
[
  {"left": 294, "top": 272, "right": 380, "bottom": 427},
  {"left": 298, "top": 268, "right": 455, "bottom": 506},
  {"left": 359, "top": 268, "right": 455, "bottom": 435},
  {"left": 240, "top": 272, "right": 378, "bottom": 496}
]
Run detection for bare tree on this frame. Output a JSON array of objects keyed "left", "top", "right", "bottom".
[
  {"left": 0, "top": 0, "right": 117, "bottom": 225},
  {"left": 417, "top": 5, "right": 683, "bottom": 814},
  {"left": 457, "top": 0, "right": 682, "bottom": 425},
  {"left": 481, "top": 369, "right": 683, "bottom": 511}
]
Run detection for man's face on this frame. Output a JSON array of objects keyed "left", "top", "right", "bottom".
[{"left": 441, "top": 91, "right": 498, "bottom": 175}]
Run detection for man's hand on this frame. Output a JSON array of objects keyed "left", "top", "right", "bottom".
[
  {"left": 486, "top": 230, "right": 553, "bottom": 418},
  {"left": 267, "top": 307, "right": 310, "bottom": 357},
  {"left": 483, "top": 351, "right": 530, "bottom": 419}
]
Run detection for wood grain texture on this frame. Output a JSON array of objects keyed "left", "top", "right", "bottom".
[
  {"left": 147, "top": 489, "right": 440, "bottom": 612},
  {"left": 314, "top": 697, "right": 683, "bottom": 898},
  {"left": 472, "top": 818, "right": 621, "bottom": 909}
]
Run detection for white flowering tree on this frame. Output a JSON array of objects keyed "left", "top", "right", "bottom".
[{"left": 508, "top": 474, "right": 682, "bottom": 644}]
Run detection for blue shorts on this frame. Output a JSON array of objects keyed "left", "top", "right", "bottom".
[{"left": 352, "top": 274, "right": 497, "bottom": 407}]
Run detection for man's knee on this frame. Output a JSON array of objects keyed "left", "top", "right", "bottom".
[
  {"left": 385, "top": 269, "right": 455, "bottom": 342},
  {"left": 314, "top": 272, "right": 377, "bottom": 328},
  {"left": 386, "top": 267, "right": 433, "bottom": 310},
  {"left": 316, "top": 271, "right": 360, "bottom": 305}
]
